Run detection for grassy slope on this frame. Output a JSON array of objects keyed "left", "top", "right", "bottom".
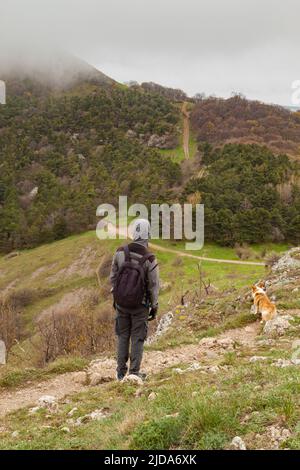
[
  {"left": 0, "top": 231, "right": 268, "bottom": 376},
  {"left": 1, "top": 231, "right": 300, "bottom": 449},
  {"left": 0, "top": 231, "right": 269, "bottom": 333},
  {"left": 1, "top": 317, "right": 300, "bottom": 450}
]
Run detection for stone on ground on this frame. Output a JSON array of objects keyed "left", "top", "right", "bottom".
[
  {"left": 263, "top": 316, "right": 291, "bottom": 337},
  {"left": 230, "top": 436, "right": 247, "bottom": 450}
]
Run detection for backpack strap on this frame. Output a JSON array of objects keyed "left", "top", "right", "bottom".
[
  {"left": 123, "top": 244, "right": 131, "bottom": 262},
  {"left": 122, "top": 244, "right": 153, "bottom": 266},
  {"left": 138, "top": 252, "right": 153, "bottom": 266}
]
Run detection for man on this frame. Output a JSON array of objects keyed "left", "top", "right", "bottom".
[{"left": 110, "top": 219, "right": 159, "bottom": 381}]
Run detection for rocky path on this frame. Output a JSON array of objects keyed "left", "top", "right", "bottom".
[
  {"left": 0, "top": 372, "right": 84, "bottom": 418},
  {"left": 181, "top": 102, "right": 190, "bottom": 159},
  {"left": 0, "top": 322, "right": 261, "bottom": 418}
]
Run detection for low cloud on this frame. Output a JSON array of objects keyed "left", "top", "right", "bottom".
[{"left": 0, "top": 0, "right": 299, "bottom": 104}]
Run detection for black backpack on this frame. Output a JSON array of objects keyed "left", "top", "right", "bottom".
[{"left": 114, "top": 245, "right": 152, "bottom": 308}]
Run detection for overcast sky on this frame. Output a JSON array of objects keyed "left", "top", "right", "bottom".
[{"left": 0, "top": 0, "right": 299, "bottom": 105}]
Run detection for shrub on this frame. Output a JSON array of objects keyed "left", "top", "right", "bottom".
[
  {"left": 97, "top": 254, "right": 113, "bottom": 280},
  {"left": 35, "top": 299, "right": 114, "bottom": 365},
  {"left": 0, "top": 296, "right": 20, "bottom": 354},
  {"left": 234, "top": 243, "right": 253, "bottom": 260},
  {"left": 172, "top": 256, "right": 183, "bottom": 267}
]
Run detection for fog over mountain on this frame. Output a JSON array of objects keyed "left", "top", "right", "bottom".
[
  {"left": 0, "top": 0, "right": 299, "bottom": 104},
  {"left": 0, "top": 47, "right": 114, "bottom": 88}
]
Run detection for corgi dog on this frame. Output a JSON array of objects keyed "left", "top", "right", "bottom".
[{"left": 251, "top": 282, "right": 277, "bottom": 322}]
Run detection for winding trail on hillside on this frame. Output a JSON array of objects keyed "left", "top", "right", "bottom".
[
  {"left": 148, "top": 242, "right": 265, "bottom": 266},
  {"left": 0, "top": 322, "right": 261, "bottom": 418},
  {"left": 110, "top": 224, "right": 265, "bottom": 266},
  {"left": 181, "top": 102, "right": 190, "bottom": 159}
]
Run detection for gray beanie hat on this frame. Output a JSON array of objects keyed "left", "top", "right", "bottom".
[{"left": 131, "top": 218, "right": 151, "bottom": 241}]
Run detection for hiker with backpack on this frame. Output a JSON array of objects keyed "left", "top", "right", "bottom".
[{"left": 110, "top": 219, "right": 159, "bottom": 381}]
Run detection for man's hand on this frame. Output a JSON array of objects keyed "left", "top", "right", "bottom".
[{"left": 148, "top": 306, "right": 158, "bottom": 321}]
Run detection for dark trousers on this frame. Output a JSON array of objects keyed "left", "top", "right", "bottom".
[{"left": 115, "top": 306, "right": 149, "bottom": 376}]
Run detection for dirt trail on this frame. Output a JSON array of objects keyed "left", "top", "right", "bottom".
[
  {"left": 0, "top": 372, "right": 83, "bottom": 418},
  {"left": 0, "top": 322, "right": 260, "bottom": 418},
  {"left": 109, "top": 224, "right": 265, "bottom": 267},
  {"left": 148, "top": 242, "right": 265, "bottom": 267},
  {"left": 182, "top": 102, "right": 190, "bottom": 159}
]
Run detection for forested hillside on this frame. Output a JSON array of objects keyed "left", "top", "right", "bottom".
[
  {"left": 191, "top": 95, "right": 300, "bottom": 158},
  {"left": 184, "top": 143, "right": 300, "bottom": 245},
  {"left": 0, "top": 81, "right": 181, "bottom": 252},
  {"left": 1, "top": 68, "right": 300, "bottom": 253}
]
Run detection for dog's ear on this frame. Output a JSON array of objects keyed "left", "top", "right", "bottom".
[
  {"left": 257, "top": 280, "right": 266, "bottom": 289},
  {"left": 251, "top": 285, "right": 257, "bottom": 292}
]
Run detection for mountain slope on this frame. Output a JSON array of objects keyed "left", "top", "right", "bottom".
[
  {"left": 1, "top": 52, "right": 115, "bottom": 94},
  {"left": 0, "top": 242, "right": 299, "bottom": 449},
  {"left": 191, "top": 95, "right": 300, "bottom": 159},
  {"left": 0, "top": 71, "right": 181, "bottom": 253}
]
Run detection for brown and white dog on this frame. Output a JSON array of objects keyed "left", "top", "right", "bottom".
[{"left": 251, "top": 281, "right": 277, "bottom": 322}]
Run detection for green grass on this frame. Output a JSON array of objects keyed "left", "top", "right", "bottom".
[
  {"left": 0, "top": 231, "right": 266, "bottom": 332},
  {"left": 0, "top": 229, "right": 287, "bottom": 392},
  {"left": 158, "top": 128, "right": 198, "bottom": 163},
  {"left": 0, "top": 230, "right": 265, "bottom": 371},
  {"left": 1, "top": 357, "right": 300, "bottom": 450},
  {"left": 151, "top": 239, "right": 289, "bottom": 262},
  {"left": 0, "top": 356, "right": 88, "bottom": 389}
]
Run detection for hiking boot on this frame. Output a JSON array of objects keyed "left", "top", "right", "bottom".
[{"left": 116, "top": 372, "right": 126, "bottom": 381}]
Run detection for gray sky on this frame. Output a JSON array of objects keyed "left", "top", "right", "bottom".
[{"left": 0, "top": 0, "right": 299, "bottom": 105}]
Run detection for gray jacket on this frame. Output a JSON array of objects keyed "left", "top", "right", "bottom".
[{"left": 110, "top": 241, "right": 159, "bottom": 310}]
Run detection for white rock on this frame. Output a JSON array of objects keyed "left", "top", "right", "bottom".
[
  {"left": 11, "top": 431, "right": 19, "bottom": 438},
  {"left": 61, "top": 427, "right": 70, "bottom": 433},
  {"left": 146, "top": 312, "right": 174, "bottom": 345},
  {"left": 263, "top": 316, "right": 290, "bottom": 337},
  {"left": 271, "top": 248, "right": 300, "bottom": 273},
  {"left": 38, "top": 395, "right": 57, "bottom": 408},
  {"left": 148, "top": 392, "right": 157, "bottom": 401},
  {"left": 208, "top": 366, "right": 220, "bottom": 373},
  {"left": 231, "top": 436, "right": 247, "bottom": 450},
  {"left": 75, "top": 408, "right": 110, "bottom": 426},
  {"left": 28, "top": 406, "right": 42, "bottom": 414},
  {"left": 173, "top": 368, "right": 184, "bottom": 374},
  {"left": 272, "top": 358, "right": 300, "bottom": 367},
  {"left": 29, "top": 186, "right": 39, "bottom": 200},
  {"left": 68, "top": 407, "right": 78, "bottom": 417},
  {"left": 249, "top": 356, "right": 268, "bottom": 363},
  {"left": 186, "top": 362, "right": 202, "bottom": 371},
  {"left": 292, "top": 339, "right": 300, "bottom": 350},
  {"left": 268, "top": 426, "right": 291, "bottom": 448},
  {"left": 89, "top": 409, "right": 109, "bottom": 421},
  {"left": 122, "top": 374, "right": 144, "bottom": 386},
  {"left": 165, "top": 412, "right": 179, "bottom": 419}
]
